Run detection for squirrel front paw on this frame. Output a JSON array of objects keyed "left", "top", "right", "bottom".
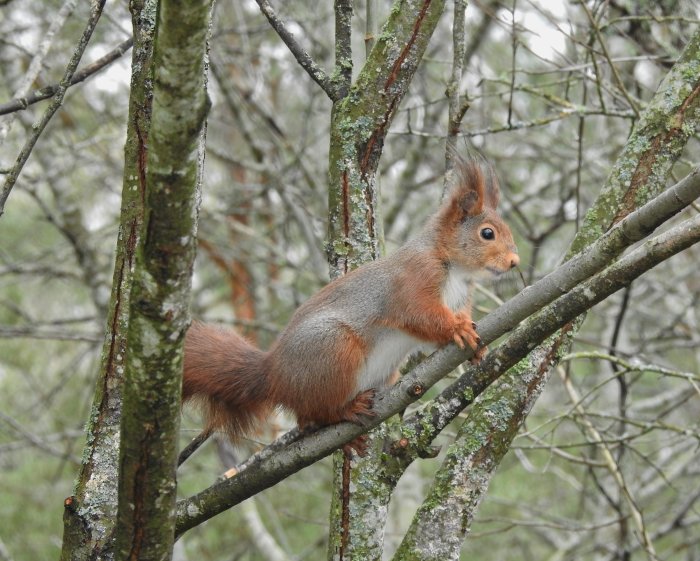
[
  {"left": 470, "top": 343, "right": 488, "bottom": 364},
  {"left": 452, "top": 312, "right": 484, "bottom": 357}
]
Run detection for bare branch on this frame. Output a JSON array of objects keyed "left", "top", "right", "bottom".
[
  {"left": 334, "top": 0, "right": 353, "bottom": 99},
  {"left": 0, "top": 0, "right": 77, "bottom": 141},
  {"left": 0, "top": 0, "right": 107, "bottom": 217},
  {"left": 445, "top": 0, "right": 469, "bottom": 175},
  {"left": 254, "top": 0, "right": 337, "bottom": 100},
  {"left": 175, "top": 170, "right": 700, "bottom": 535},
  {"left": 0, "top": 37, "right": 134, "bottom": 118}
]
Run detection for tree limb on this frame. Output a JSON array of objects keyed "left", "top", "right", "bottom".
[
  {"left": 0, "top": 0, "right": 107, "bottom": 217},
  {"left": 113, "top": 0, "right": 212, "bottom": 556},
  {"left": 0, "top": 37, "right": 133, "bottom": 118},
  {"left": 254, "top": 0, "right": 337, "bottom": 100},
  {"left": 175, "top": 168, "right": 700, "bottom": 536}
]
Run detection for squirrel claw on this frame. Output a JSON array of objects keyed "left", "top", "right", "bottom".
[
  {"left": 470, "top": 344, "right": 488, "bottom": 364},
  {"left": 343, "top": 435, "right": 369, "bottom": 456},
  {"left": 341, "top": 389, "right": 376, "bottom": 426},
  {"left": 453, "top": 312, "right": 481, "bottom": 353}
]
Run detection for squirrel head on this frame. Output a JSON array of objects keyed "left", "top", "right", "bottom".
[{"left": 438, "top": 157, "right": 520, "bottom": 278}]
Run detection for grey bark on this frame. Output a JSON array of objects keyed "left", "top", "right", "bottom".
[
  {"left": 174, "top": 166, "right": 700, "bottom": 537},
  {"left": 113, "top": 0, "right": 212, "bottom": 558}
]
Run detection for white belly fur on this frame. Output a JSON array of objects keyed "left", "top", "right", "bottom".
[
  {"left": 355, "top": 329, "right": 435, "bottom": 394},
  {"left": 355, "top": 266, "right": 472, "bottom": 395},
  {"left": 441, "top": 265, "right": 472, "bottom": 312}
]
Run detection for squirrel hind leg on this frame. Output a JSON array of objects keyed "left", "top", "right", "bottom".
[
  {"left": 338, "top": 388, "right": 376, "bottom": 426},
  {"left": 339, "top": 391, "right": 378, "bottom": 457},
  {"left": 281, "top": 322, "right": 370, "bottom": 427}
]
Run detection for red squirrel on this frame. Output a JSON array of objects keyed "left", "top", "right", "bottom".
[{"left": 183, "top": 158, "right": 519, "bottom": 447}]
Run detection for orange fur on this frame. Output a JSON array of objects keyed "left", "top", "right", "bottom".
[
  {"left": 183, "top": 322, "right": 271, "bottom": 440},
  {"left": 182, "top": 157, "right": 519, "bottom": 451}
]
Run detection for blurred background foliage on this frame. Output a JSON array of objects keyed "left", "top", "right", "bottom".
[{"left": 0, "top": 0, "right": 698, "bottom": 559}]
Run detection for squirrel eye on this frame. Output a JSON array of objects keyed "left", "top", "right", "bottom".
[{"left": 480, "top": 227, "right": 495, "bottom": 240}]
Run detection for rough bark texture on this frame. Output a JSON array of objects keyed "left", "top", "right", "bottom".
[
  {"left": 392, "top": 27, "right": 700, "bottom": 561},
  {"left": 60, "top": 2, "right": 157, "bottom": 559},
  {"left": 325, "top": 1, "right": 447, "bottom": 559},
  {"left": 572, "top": 28, "right": 700, "bottom": 254},
  {"left": 391, "top": 213, "right": 700, "bottom": 560},
  {"left": 113, "top": 0, "right": 211, "bottom": 559},
  {"left": 173, "top": 166, "right": 700, "bottom": 537},
  {"left": 326, "top": 0, "right": 446, "bottom": 278}
]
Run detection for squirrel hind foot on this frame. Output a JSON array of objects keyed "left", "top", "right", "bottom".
[
  {"left": 339, "top": 389, "right": 376, "bottom": 426},
  {"left": 343, "top": 434, "right": 369, "bottom": 456}
]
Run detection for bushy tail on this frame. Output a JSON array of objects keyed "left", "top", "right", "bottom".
[{"left": 183, "top": 322, "right": 271, "bottom": 441}]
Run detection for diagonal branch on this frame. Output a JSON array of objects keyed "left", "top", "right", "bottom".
[
  {"left": 390, "top": 205, "right": 700, "bottom": 559},
  {"left": 0, "top": 0, "right": 77, "bottom": 141},
  {"left": 393, "top": 25, "right": 700, "bottom": 560},
  {"left": 175, "top": 168, "right": 700, "bottom": 536},
  {"left": 254, "top": 0, "right": 337, "bottom": 100},
  {"left": 0, "top": 0, "right": 107, "bottom": 217},
  {"left": 0, "top": 37, "right": 134, "bottom": 117},
  {"left": 401, "top": 168, "right": 700, "bottom": 445}
]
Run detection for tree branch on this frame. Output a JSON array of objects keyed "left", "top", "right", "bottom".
[
  {"left": 327, "top": 0, "right": 447, "bottom": 276},
  {"left": 444, "top": 0, "right": 469, "bottom": 175},
  {"left": 60, "top": 3, "right": 155, "bottom": 557},
  {"left": 175, "top": 168, "right": 700, "bottom": 536},
  {"left": 113, "top": 0, "right": 212, "bottom": 556},
  {"left": 391, "top": 207, "right": 700, "bottom": 558},
  {"left": 0, "top": 0, "right": 107, "bottom": 217},
  {"left": 394, "top": 26, "right": 700, "bottom": 559},
  {"left": 0, "top": 0, "right": 76, "bottom": 138},
  {"left": 333, "top": 0, "right": 353, "bottom": 99},
  {"left": 254, "top": 0, "right": 337, "bottom": 100},
  {"left": 0, "top": 37, "right": 133, "bottom": 118}
]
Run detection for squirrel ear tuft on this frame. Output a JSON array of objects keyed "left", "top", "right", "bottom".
[
  {"left": 447, "top": 153, "right": 502, "bottom": 215},
  {"left": 447, "top": 155, "right": 486, "bottom": 218},
  {"left": 482, "top": 164, "right": 501, "bottom": 210},
  {"left": 457, "top": 188, "right": 482, "bottom": 217}
]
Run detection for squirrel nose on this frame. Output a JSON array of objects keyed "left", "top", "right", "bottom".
[{"left": 509, "top": 253, "right": 520, "bottom": 269}]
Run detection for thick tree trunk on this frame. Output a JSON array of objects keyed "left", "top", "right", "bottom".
[
  {"left": 113, "top": 0, "right": 212, "bottom": 559},
  {"left": 60, "top": 2, "right": 158, "bottom": 559},
  {"left": 392, "top": 26, "right": 700, "bottom": 561},
  {"left": 61, "top": 0, "right": 212, "bottom": 559}
]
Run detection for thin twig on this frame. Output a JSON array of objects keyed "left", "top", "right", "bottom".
[
  {"left": 559, "top": 366, "right": 658, "bottom": 560},
  {"left": 445, "top": 0, "right": 469, "bottom": 175},
  {"left": 0, "top": 0, "right": 77, "bottom": 143},
  {"left": 0, "top": 37, "right": 134, "bottom": 118},
  {"left": 506, "top": 0, "right": 518, "bottom": 127},
  {"left": 178, "top": 429, "right": 212, "bottom": 466},
  {"left": 175, "top": 174, "right": 700, "bottom": 535},
  {"left": 254, "top": 0, "right": 337, "bottom": 100},
  {"left": 0, "top": 0, "right": 107, "bottom": 217},
  {"left": 580, "top": 1, "right": 641, "bottom": 117}
]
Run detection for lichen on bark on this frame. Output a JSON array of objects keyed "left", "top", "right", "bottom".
[
  {"left": 60, "top": 1, "right": 158, "bottom": 559},
  {"left": 325, "top": 1, "right": 448, "bottom": 559},
  {"left": 113, "top": 0, "right": 212, "bottom": 559},
  {"left": 326, "top": 0, "right": 446, "bottom": 279},
  {"left": 392, "top": 26, "right": 700, "bottom": 561}
]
